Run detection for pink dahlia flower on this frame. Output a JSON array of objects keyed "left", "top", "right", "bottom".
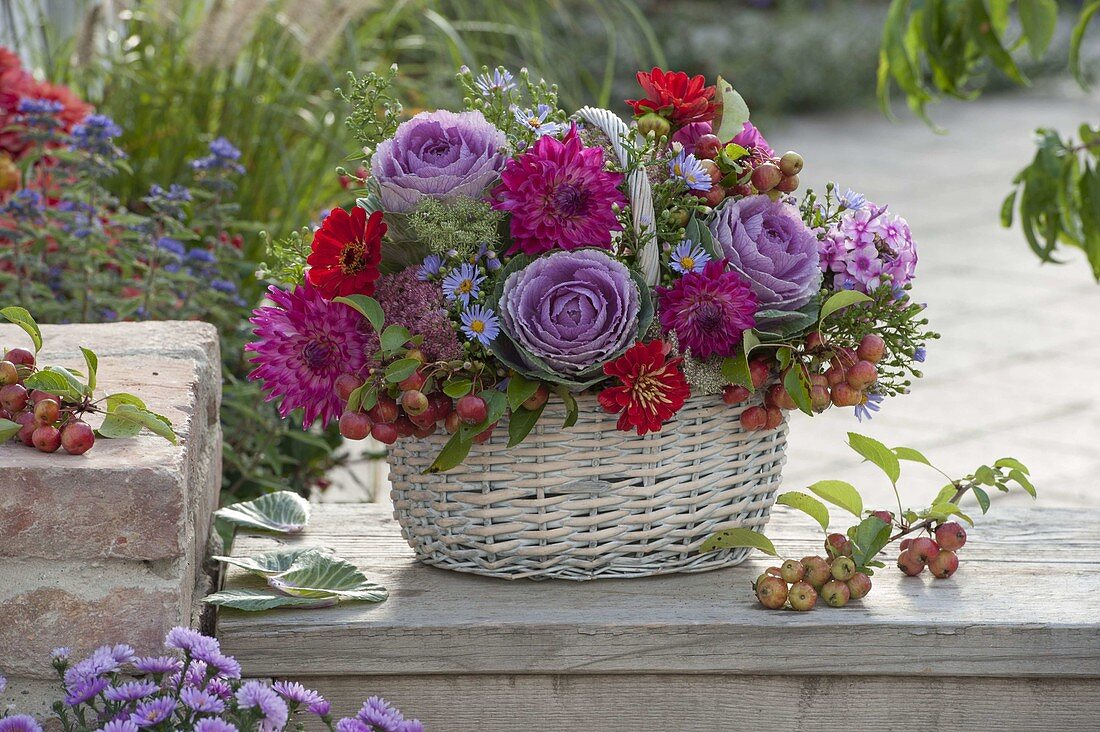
[
  {"left": 492, "top": 126, "right": 626, "bottom": 256},
  {"left": 657, "top": 259, "right": 758, "bottom": 360},
  {"left": 246, "top": 282, "right": 373, "bottom": 429}
]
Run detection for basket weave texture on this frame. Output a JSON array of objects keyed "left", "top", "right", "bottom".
[{"left": 389, "top": 393, "right": 789, "bottom": 580}]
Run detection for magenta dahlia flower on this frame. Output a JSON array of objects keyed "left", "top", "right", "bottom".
[
  {"left": 246, "top": 282, "right": 373, "bottom": 429},
  {"left": 658, "top": 260, "right": 758, "bottom": 359},
  {"left": 492, "top": 126, "right": 626, "bottom": 255}
]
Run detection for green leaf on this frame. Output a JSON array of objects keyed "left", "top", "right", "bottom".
[
  {"left": 214, "top": 490, "right": 311, "bottom": 533},
  {"left": 79, "top": 347, "right": 98, "bottom": 392},
  {"left": 333, "top": 295, "right": 384, "bottom": 333},
  {"left": 776, "top": 491, "right": 830, "bottom": 532},
  {"left": 851, "top": 516, "right": 892, "bottom": 570},
  {"left": 507, "top": 403, "right": 545, "bottom": 447},
  {"left": 380, "top": 325, "right": 412, "bottom": 356},
  {"left": 894, "top": 446, "right": 932, "bottom": 466},
  {"left": 506, "top": 373, "right": 541, "bottom": 412},
  {"left": 806, "top": 479, "right": 864, "bottom": 517},
  {"left": 818, "top": 290, "right": 872, "bottom": 324},
  {"left": 0, "top": 306, "right": 42, "bottom": 353},
  {"left": 783, "top": 363, "right": 813, "bottom": 416},
  {"left": 972, "top": 485, "right": 991, "bottom": 514},
  {"left": 427, "top": 431, "right": 472, "bottom": 473},
  {"left": 267, "top": 551, "right": 388, "bottom": 602},
  {"left": 23, "top": 368, "right": 87, "bottom": 402},
  {"left": 442, "top": 378, "right": 473, "bottom": 398},
  {"left": 213, "top": 547, "right": 329, "bottom": 577},
  {"left": 202, "top": 589, "right": 339, "bottom": 612},
  {"left": 712, "top": 75, "right": 750, "bottom": 142},
  {"left": 931, "top": 483, "right": 957, "bottom": 506},
  {"left": 346, "top": 383, "right": 374, "bottom": 413},
  {"left": 700, "top": 527, "right": 776, "bottom": 556},
  {"left": 96, "top": 393, "right": 148, "bottom": 439},
  {"left": 554, "top": 385, "right": 579, "bottom": 428},
  {"left": 928, "top": 502, "right": 973, "bottom": 526},
  {"left": 994, "top": 457, "right": 1030, "bottom": 475},
  {"left": 1070, "top": 1, "right": 1100, "bottom": 87},
  {"left": 1009, "top": 468, "right": 1037, "bottom": 497},
  {"left": 0, "top": 417, "right": 20, "bottom": 442},
  {"left": 1019, "top": 0, "right": 1058, "bottom": 59},
  {"left": 974, "top": 465, "right": 997, "bottom": 486},
  {"left": 847, "top": 432, "right": 901, "bottom": 484},
  {"left": 105, "top": 404, "right": 177, "bottom": 444},
  {"left": 384, "top": 358, "right": 420, "bottom": 383},
  {"left": 721, "top": 330, "right": 762, "bottom": 391}
]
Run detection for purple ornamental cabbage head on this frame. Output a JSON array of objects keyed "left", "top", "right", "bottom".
[
  {"left": 371, "top": 110, "right": 507, "bottom": 213},
  {"left": 709, "top": 195, "right": 821, "bottom": 313},
  {"left": 497, "top": 249, "right": 648, "bottom": 386}
]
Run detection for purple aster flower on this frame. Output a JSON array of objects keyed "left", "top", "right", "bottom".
[
  {"left": 50, "top": 648, "right": 71, "bottom": 661},
  {"left": 460, "top": 304, "right": 500, "bottom": 346},
  {"left": 668, "top": 149, "right": 711, "bottom": 192},
  {"left": 131, "top": 656, "right": 183, "bottom": 676},
  {"left": 371, "top": 267, "right": 462, "bottom": 363},
  {"left": 246, "top": 282, "right": 375, "bottom": 429},
  {"left": 180, "top": 686, "right": 226, "bottom": 714},
  {"left": 104, "top": 681, "right": 159, "bottom": 703},
  {"left": 417, "top": 254, "right": 443, "bottom": 280},
  {"left": 236, "top": 681, "right": 289, "bottom": 732},
  {"left": 204, "top": 652, "right": 241, "bottom": 679},
  {"left": 70, "top": 114, "right": 124, "bottom": 158},
  {"left": 336, "top": 720, "right": 370, "bottom": 732},
  {"left": 512, "top": 104, "right": 564, "bottom": 138},
  {"left": 400, "top": 721, "right": 424, "bottom": 732},
  {"left": 474, "top": 68, "right": 516, "bottom": 95},
  {"left": 182, "top": 660, "right": 210, "bottom": 689},
  {"left": 194, "top": 720, "right": 238, "bottom": 732},
  {"left": 497, "top": 249, "right": 643, "bottom": 382},
  {"left": 371, "top": 110, "right": 507, "bottom": 212},
  {"left": 272, "top": 681, "right": 328, "bottom": 714},
  {"left": 0, "top": 715, "right": 43, "bottom": 732},
  {"left": 66, "top": 676, "right": 109, "bottom": 706},
  {"left": 658, "top": 259, "right": 758, "bottom": 359},
  {"left": 98, "top": 721, "right": 139, "bottom": 732},
  {"left": 130, "top": 697, "right": 176, "bottom": 727},
  {"left": 109, "top": 645, "right": 137, "bottom": 665},
  {"left": 838, "top": 188, "right": 866, "bottom": 211},
  {"left": 670, "top": 240, "right": 711, "bottom": 274},
  {"left": 492, "top": 126, "right": 626, "bottom": 256},
  {"left": 855, "top": 391, "right": 884, "bottom": 422},
  {"left": 357, "top": 697, "right": 407, "bottom": 732},
  {"left": 165, "top": 627, "right": 216, "bottom": 655},
  {"left": 709, "top": 195, "right": 822, "bottom": 317},
  {"left": 441, "top": 263, "right": 485, "bottom": 306}
]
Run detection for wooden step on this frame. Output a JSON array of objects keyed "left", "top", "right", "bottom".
[{"left": 216, "top": 503, "right": 1100, "bottom": 731}]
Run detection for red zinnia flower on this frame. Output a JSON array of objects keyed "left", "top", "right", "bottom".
[
  {"left": 626, "top": 68, "right": 717, "bottom": 127},
  {"left": 306, "top": 207, "right": 386, "bottom": 299},
  {"left": 599, "top": 340, "right": 691, "bottom": 436}
]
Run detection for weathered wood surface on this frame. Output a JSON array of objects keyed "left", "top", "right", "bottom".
[{"left": 218, "top": 504, "right": 1100, "bottom": 680}]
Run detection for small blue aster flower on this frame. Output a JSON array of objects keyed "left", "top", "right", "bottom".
[
  {"left": 838, "top": 188, "right": 867, "bottom": 211},
  {"left": 512, "top": 104, "right": 564, "bottom": 138},
  {"left": 913, "top": 346, "right": 927, "bottom": 363},
  {"left": 460, "top": 305, "right": 500, "bottom": 346},
  {"left": 854, "top": 391, "right": 883, "bottom": 422},
  {"left": 441, "top": 263, "right": 485, "bottom": 306},
  {"left": 475, "top": 68, "right": 516, "bottom": 95},
  {"left": 70, "top": 114, "right": 125, "bottom": 159},
  {"left": 669, "top": 239, "right": 711, "bottom": 274},
  {"left": 668, "top": 150, "right": 711, "bottom": 192},
  {"left": 475, "top": 243, "right": 502, "bottom": 271},
  {"left": 417, "top": 253, "right": 444, "bottom": 281}
]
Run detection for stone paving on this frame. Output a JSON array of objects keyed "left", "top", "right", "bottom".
[{"left": 327, "top": 82, "right": 1100, "bottom": 511}]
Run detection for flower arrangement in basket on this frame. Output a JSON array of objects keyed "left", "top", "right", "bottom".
[{"left": 249, "top": 65, "right": 936, "bottom": 580}]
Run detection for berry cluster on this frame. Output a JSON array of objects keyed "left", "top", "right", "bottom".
[
  {"left": 675, "top": 126, "right": 804, "bottom": 207},
  {"left": 754, "top": 532, "right": 873, "bottom": 611},
  {"left": 896, "top": 522, "right": 966, "bottom": 578},
  {"left": 721, "top": 332, "right": 885, "bottom": 432},
  {"left": 0, "top": 348, "right": 95, "bottom": 454}
]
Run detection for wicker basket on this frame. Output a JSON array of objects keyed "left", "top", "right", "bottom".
[{"left": 388, "top": 393, "right": 788, "bottom": 580}]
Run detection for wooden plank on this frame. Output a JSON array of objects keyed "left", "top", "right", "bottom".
[
  {"left": 217, "top": 505, "right": 1100, "bottom": 678},
  {"left": 300, "top": 673, "right": 1100, "bottom": 732}
]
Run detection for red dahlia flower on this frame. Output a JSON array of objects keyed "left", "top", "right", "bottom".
[
  {"left": 599, "top": 340, "right": 691, "bottom": 436},
  {"left": 306, "top": 207, "right": 386, "bottom": 299},
  {"left": 626, "top": 68, "right": 717, "bottom": 127}
]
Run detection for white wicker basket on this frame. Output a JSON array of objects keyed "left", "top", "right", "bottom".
[{"left": 388, "top": 393, "right": 788, "bottom": 580}]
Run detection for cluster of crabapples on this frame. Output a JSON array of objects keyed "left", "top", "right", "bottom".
[
  {"left": 692, "top": 134, "right": 803, "bottom": 208},
  {"left": 754, "top": 533, "right": 873, "bottom": 611},
  {"left": 722, "top": 332, "right": 886, "bottom": 433},
  {"left": 336, "top": 358, "right": 550, "bottom": 446},
  {"left": 0, "top": 348, "right": 95, "bottom": 455},
  {"left": 896, "top": 521, "right": 967, "bottom": 579}
]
